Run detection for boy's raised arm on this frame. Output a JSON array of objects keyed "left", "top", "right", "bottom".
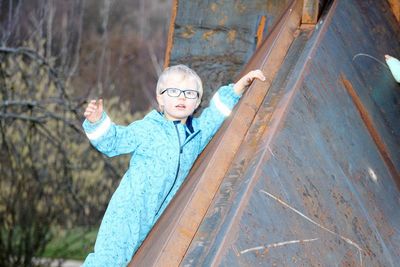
[
  {"left": 196, "top": 70, "right": 265, "bottom": 151},
  {"left": 82, "top": 99, "right": 141, "bottom": 157},
  {"left": 195, "top": 84, "right": 240, "bottom": 151},
  {"left": 233, "top": 69, "right": 265, "bottom": 95}
]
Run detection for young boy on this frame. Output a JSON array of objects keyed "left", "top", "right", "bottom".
[{"left": 82, "top": 65, "right": 265, "bottom": 266}]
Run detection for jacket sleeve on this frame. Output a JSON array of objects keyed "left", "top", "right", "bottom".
[
  {"left": 82, "top": 112, "right": 141, "bottom": 157},
  {"left": 195, "top": 84, "right": 241, "bottom": 151}
]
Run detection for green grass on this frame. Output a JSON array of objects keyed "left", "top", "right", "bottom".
[{"left": 42, "top": 227, "right": 98, "bottom": 261}]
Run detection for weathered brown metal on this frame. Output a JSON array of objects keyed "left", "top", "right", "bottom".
[
  {"left": 302, "top": 0, "right": 319, "bottom": 24},
  {"left": 163, "top": 0, "right": 178, "bottom": 68},
  {"left": 302, "top": 0, "right": 329, "bottom": 25},
  {"left": 256, "top": 15, "right": 267, "bottom": 48},
  {"left": 183, "top": 0, "right": 400, "bottom": 265},
  {"left": 388, "top": 0, "right": 400, "bottom": 22},
  {"left": 164, "top": 0, "right": 293, "bottom": 110},
  {"left": 341, "top": 75, "right": 400, "bottom": 188},
  {"left": 131, "top": 0, "right": 400, "bottom": 265}
]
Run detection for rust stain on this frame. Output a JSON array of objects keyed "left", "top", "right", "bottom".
[
  {"left": 302, "top": 0, "right": 319, "bottom": 24},
  {"left": 210, "top": 3, "right": 219, "bottom": 12},
  {"left": 227, "top": 30, "right": 237, "bottom": 43},
  {"left": 179, "top": 227, "right": 193, "bottom": 238},
  {"left": 219, "top": 15, "right": 228, "bottom": 26},
  {"left": 235, "top": 1, "right": 247, "bottom": 14},
  {"left": 256, "top": 16, "right": 266, "bottom": 48},
  {"left": 388, "top": 0, "right": 400, "bottom": 22},
  {"left": 341, "top": 75, "right": 400, "bottom": 189},
  {"left": 302, "top": 13, "right": 313, "bottom": 24},
  {"left": 260, "top": 190, "right": 365, "bottom": 266},
  {"left": 203, "top": 30, "right": 216, "bottom": 40},
  {"left": 340, "top": 249, "right": 359, "bottom": 267},
  {"left": 164, "top": 0, "right": 178, "bottom": 68},
  {"left": 181, "top": 25, "right": 196, "bottom": 39}
]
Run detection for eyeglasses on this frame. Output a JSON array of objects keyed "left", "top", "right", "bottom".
[{"left": 160, "top": 88, "right": 199, "bottom": 99}]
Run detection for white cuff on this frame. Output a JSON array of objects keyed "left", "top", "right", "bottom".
[
  {"left": 85, "top": 116, "right": 112, "bottom": 140},
  {"left": 212, "top": 92, "right": 232, "bottom": 117}
]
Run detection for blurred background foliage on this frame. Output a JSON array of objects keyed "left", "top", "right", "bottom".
[{"left": 0, "top": 0, "right": 171, "bottom": 265}]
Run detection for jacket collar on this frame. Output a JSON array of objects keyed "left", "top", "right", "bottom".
[
  {"left": 145, "top": 110, "right": 199, "bottom": 144},
  {"left": 146, "top": 109, "right": 193, "bottom": 129}
]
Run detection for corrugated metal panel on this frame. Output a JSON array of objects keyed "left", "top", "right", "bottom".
[{"left": 130, "top": 0, "right": 400, "bottom": 265}]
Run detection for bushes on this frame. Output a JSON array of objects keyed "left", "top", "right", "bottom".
[
  {"left": 0, "top": 0, "right": 168, "bottom": 265},
  {"left": 0, "top": 45, "right": 142, "bottom": 266}
]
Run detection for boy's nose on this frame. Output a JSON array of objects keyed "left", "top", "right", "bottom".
[{"left": 178, "top": 92, "right": 186, "bottom": 100}]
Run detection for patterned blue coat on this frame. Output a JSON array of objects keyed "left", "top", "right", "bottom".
[{"left": 82, "top": 84, "right": 240, "bottom": 266}]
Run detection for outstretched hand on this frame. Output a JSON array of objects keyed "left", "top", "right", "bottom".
[
  {"left": 84, "top": 99, "right": 103, "bottom": 123},
  {"left": 233, "top": 69, "right": 266, "bottom": 95}
]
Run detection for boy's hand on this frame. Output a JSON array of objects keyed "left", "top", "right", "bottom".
[
  {"left": 233, "top": 69, "right": 266, "bottom": 95},
  {"left": 84, "top": 99, "right": 103, "bottom": 123}
]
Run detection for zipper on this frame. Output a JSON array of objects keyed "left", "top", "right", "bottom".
[{"left": 155, "top": 123, "right": 182, "bottom": 217}]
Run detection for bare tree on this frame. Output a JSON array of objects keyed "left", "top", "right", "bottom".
[{"left": 0, "top": 0, "right": 170, "bottom": 265}]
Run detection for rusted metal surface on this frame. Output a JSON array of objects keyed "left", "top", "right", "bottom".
[
  {"left": 388, "top": 0, "right": 400, "bottom": 22},
  {"left": 341, "top": 75, "right": 400, "bottom": 188},
  {"left": 131, "top": 0, "right": 400, "bottom": 265},
  {"left": 255, "top": 15, "right": 267, "bottom": 48},
  {"left": 302, "top": 0, "right": 319, "bottom": 24},
  {"left": 163, "top": 0, "right": 178, "bottom": 68},
  {"left": 164, "top": 0, "right": 293, "bottom": 111},
  {"left": 302, "top": 0, "right": 328, "bottom": 24},
  {"left": 182, "top": 0, "right": 400, "bottom": 265}
]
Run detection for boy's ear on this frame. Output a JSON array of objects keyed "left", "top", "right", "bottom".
[
  {"left": 156, "top": 94, "right": 164, "bottom": 106},
  {"left": 195, "top": 99, "right": 201, "bottom": 109},
  {"left": 156, "top": 94, "right": 165, "bottom": 111}
]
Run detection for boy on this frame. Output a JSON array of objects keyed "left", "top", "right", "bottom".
[{"left": 82, "top": 65, "right": 265, "bottom": 266}]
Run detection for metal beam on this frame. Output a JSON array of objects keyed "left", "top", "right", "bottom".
[{"left": 302, "top": 0, "right": 319, "bottom": 24}]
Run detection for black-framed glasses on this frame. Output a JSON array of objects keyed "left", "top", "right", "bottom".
[{"left": 160, "top": 88, "right": 199, "bottom": 99}]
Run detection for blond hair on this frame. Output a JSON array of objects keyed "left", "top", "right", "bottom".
[{"left": 156, "top": 64, "right": 203, "bottom": 98}]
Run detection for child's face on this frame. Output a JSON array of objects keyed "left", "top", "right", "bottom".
[{"left": 157, "top": 73, "right": 201, "bottom": 123}]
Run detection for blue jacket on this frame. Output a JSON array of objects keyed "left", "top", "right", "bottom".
[{"left": 82, "top": 84, "right": 240, "bottom": 266}]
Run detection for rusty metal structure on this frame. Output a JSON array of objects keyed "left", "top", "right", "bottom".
[{"left": 130, "top": 0, "right": 400, "bottom": 266}]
